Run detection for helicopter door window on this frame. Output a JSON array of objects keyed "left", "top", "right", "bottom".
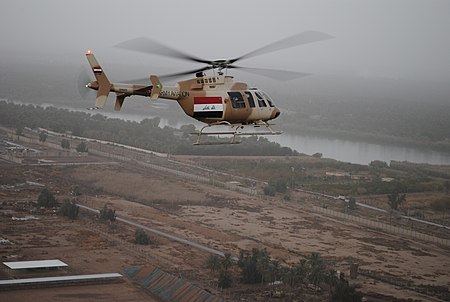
[
  {"left": 245, "top": 91, "right": 256, "bottom": 108},
  {"left": 255, "top": 92, "right": 267, "bottom": 107},
  {"left": 227, "top": 92, "right": 246, "bottom": 109}
]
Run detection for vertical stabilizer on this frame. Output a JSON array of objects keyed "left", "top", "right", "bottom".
[{"left": 86, "top": 51, "right": 111, "bottom": 108}]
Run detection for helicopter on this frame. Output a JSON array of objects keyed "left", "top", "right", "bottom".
[{"left": 82, "top": 31, "right": 332, "bottom": 145}]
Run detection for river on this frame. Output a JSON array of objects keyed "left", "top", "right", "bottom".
[
  {"left": 4, "top": 100, "right": 449, "bottom": 165},
  {"left": 269, "top": 133, "right": 450, "bottom": 166}
]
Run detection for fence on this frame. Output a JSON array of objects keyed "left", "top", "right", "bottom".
[{"left": 311, "top": 205, "right": 450, "bottom": 247}]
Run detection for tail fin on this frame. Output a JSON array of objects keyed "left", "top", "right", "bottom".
[{"left": 86, "top": 51, "right": 111, "bottom": 108}]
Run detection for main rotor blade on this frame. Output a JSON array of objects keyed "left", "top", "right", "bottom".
[
  {"left": 120, "top": 66, "right": 212, "bottom": 84},
  {"left": 158, "top": 66, "right": 213, "bottom": 80},
  {"left": 229, "top": 65, "right": 311, "bottom": 81},
  {"left": 115, "top": 37, "right": 211, "bottom": 65},
  {"left": 230, "top": 30, "right": 334, "bottom": 63}
]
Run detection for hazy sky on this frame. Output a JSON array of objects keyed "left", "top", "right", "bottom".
[{"left": 1, "top": 0, "right": 450, "bottom": 82}]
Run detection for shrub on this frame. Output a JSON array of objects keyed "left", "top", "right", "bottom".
[
  {"left": 264, "top": 185, "right": 276, "bottom": 196},
  {"left": 99, "top": 205, "right": 116, "bottom": 222},
  {"left": 134, "top": 229, "right": 152, "bottom": 245},
  {"left": 59, "top": 199, "right": 79, "bottom": 219},
  {"left": 37, "top": 188, "right": 57, "bottom": 208}
]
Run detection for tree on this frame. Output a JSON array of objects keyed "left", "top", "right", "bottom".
[
  {"left": 369, "top": 160, "right": 388, "bottom": 169},
  {"left": 134, "top": 229, "right": 151, "bottom": 245},
  {"left": 75, "top": 141, "right": 88, "bottom": 152},
  {"left": 293, "top": 259, "right": 308, "bottom": 286},
  {"left": 267, "top": 259, "right": 281, "bottom": 284},
  {"left": 269, "top": 178, "right": 287, "bottom": 193},
  {"left": 72, "top": 185, "right": 82, "bottom": 196},
  {"left": 59, "top": 199, "right": 79, "bottom": 219},
  {"left": 312, "top": 152, "right": 323, "bottom": 158},
  {"left": 37, "top": 188, "right": 57, "bottom": 208},
  {"left": 99, "top": 205, "right": 116, "bottom": 222},
  {"left": 61, "top": 138, "right": 70, "bottom": 149},
  {"left": 256, "top": 249, "right": 270, "bottom": 285},
  {"left": 238, "top": 249, "right": 262, "bottom": 284},
  {"left": 264, "top": 185, "right": 276, "bottom": 196},
  {"left": 39, "top": 130, "right": 48, "bottom": 142},
  {"left": 331, "top": 275, "right": 362, "bottom": 302},
  {"left": 206, "top": 254, "right": 222, "bottom": 273},
  {"left": 222, "top": 252, "right": 234, "bottom": 272},
  {"left": 281, "top": 266, "right": 297, "bottom": 287},
  {"left": 324, "top": 268, "right": 339, "bottom": 294},
  {"left": 206, "top": 253, "right": 234, "bottom": 289},
  {"left": 15, "top": 126, "right": 23, "bottom": 136},
  {"left": 307, "top": 252, "right": 326, "bottom": 288},
  {"left": 387, "top": 184, "right": 406, "bottom": 210},
  {"left": 218, "top": 270, "right": 233, "bottom": 288},
  {"left": 348, "top": 196, "right": 357, "bottom": 210}
]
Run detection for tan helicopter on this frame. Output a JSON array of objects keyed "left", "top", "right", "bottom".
[{"left": 82, "top": 31, "right": 332, "bottom": 145}]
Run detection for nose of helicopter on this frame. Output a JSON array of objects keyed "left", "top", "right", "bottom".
[{"left": 272, "top": 108, "right": 281, "bottom": 119}]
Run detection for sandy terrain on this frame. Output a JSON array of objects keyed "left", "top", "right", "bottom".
[
  {"left": 1, "top": 138, "right": 449, "bottom": 301},
  {"left": 68, "top": 163, "right": 450, "bottom": 301}
]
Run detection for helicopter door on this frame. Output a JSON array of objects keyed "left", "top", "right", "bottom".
[{"left": 227, "top": 92, "right": 246, "bottom": 109}]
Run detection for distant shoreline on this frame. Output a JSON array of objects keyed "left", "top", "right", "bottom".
[{"left": 282, "top": 125, "right": 450, "bottom": 154}]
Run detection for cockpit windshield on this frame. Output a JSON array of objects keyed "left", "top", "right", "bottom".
[{"left": 261, "top": 91, "right": 274, "bottom": 107}]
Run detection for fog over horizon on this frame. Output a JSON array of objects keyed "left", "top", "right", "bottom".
[
  {"left": 1, "top": 0, "right": 450, "bottom": 166},
  {"left": 1, "top": 0, "right": 450, "bottom": 138},
  {"left": 1, "top": 0, "right": 449, "bottom": 82}
]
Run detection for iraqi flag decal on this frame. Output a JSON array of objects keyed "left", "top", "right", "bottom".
[
  {"left": 193, "top": 96, "right": 223, "bottom": 118},
  {"left": 93, "top": 67, "right": 103, "bottom": 74}
]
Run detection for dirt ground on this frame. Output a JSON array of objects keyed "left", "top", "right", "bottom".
[
  {"left": 1, "top": 149, "right": 449, "bottom": 301},
  {"left": 0, "top": 210, "right": 158, "bottom": 302}
]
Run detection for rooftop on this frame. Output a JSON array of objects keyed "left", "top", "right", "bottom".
[
  {"left": 3, "top": 259, "right": 68, "bottom": 270},
  {"left": 0, "top": 273, "right": 122, "bottom": 285}
]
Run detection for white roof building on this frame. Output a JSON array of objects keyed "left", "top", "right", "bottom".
[{"left": 3, "top": 259, "right": 68, "bottom": 270}]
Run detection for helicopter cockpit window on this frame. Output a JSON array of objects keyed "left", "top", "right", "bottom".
[
  {"left": 255, "top": 92, "right": 267, "bottom": 107},
  {"left": 227, "top": 92, "right": 246, "bottom": 109},
  {"left": 244, "top": 91, "right": 256, "bottom": 108},
  {"left": 261, "top": 92, "right": 274, "bottom": 107}
]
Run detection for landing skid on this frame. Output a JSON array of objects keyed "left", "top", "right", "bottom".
[{"left": 192, "top": 121, "right": 283, "bottom": 145}]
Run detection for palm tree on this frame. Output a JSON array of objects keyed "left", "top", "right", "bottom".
[
  {"left": 294, "top": 259, "right": 308, "bottom": 286},
  {"left": 387, "top": 183, "right": 406, "bottom": 210},
  {"left": 281, "top": 266, "right": 296, "bottom": 287},
  {"left": 222, "top": 252, "right": 234, "bottom": 272},
  {"left": 307, "top": 252, "right": 326, "bottom": 289},
  {"left": 324, "top": 268, "right": 339, "bottom": 294},
  {"left": 206, "top": 254, "right": 221, "bottom": 273},
  {"left": 268, "top": 260, "right": 281, "bottom": 284},
  {"left": 256, "top": 249, "right": 270, "bottom": 286}
]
